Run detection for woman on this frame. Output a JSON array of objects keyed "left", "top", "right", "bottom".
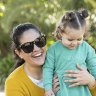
[
  {"left": 5, "top": 23, "right": 59, "bottom": 96},
  {"left": 5, "top": 23, "right": 96, "bottom": 96}
]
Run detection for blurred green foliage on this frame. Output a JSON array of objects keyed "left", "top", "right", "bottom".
[
  {"left": 0, "top": 0, "right": 96, "bottom": 90},
  {"left": 0, "top": 54, "right": 14, "bottom": 90}
]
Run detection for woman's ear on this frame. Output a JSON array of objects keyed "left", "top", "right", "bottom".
[{"left": 15, "top": 49, "right": 23, "bottom": 59}]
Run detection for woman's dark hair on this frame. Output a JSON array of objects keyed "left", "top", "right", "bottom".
[
  {"left": 10, "top": 23, "right": 42, "bottom": 69},
  {"left": 53, "top": 9, "right": 89, "bottom": 39}
]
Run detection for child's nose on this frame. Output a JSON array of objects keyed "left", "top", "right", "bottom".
[{"left": 72, "top": 40, "right": 77, "bottom": 45}]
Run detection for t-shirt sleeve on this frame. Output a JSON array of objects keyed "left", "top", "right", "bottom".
[{"left": 43, "top": 46, "right": 55, "bottom": 90}]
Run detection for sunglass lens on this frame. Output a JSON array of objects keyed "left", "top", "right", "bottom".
[
  {"left": 21, "top": 42, "right": 34, "bottom": 53},
  {"left": 35, "top": 36, "right": 46, "bottom": 48},
  {"left": 20, "top": 35, "right": 46, "bottom": 53}
]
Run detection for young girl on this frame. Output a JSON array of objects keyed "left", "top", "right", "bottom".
[{"left": 43, "top": 9, "right": 96, "bottom": 96}]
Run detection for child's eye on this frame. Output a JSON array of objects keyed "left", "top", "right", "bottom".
[
  {"left": 68, "top": 39, "right": 73, "bottom": 41},
  {"left": 77, "top": 38, "right": 82, "bottom": 41}
]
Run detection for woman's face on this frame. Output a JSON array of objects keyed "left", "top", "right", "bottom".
[{"left": 17, "top": 29, "right": 46, "bottom": 67}]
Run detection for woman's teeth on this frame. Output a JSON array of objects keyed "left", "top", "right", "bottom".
[{"left": 34, "top": 53, "right": 42, "bottom": 57}]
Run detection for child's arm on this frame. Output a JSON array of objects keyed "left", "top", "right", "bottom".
[
  {"left": 86, "top": 44, "right": 96, "bottom": 79},
  {"left": 43, "top": 46, "right": 55, "bottom": 91}
]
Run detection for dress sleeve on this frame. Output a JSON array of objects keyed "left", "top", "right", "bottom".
[
  {"left": 5, "top": 78, "right": 25, "bottom": 96},
  {"left": 43, "top": 46, "right": 55, "bottom": 90},
  {"left": 86, "top": 45, "right": 96, "bottom": 79}
]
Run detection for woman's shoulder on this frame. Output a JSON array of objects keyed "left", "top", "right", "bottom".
[{"left": 6, "top": 65, "right": 25, "bottom": 83}]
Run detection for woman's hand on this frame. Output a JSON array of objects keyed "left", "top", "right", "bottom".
[
  {"left": 64, "top": 64, "right": 95, "bottom": 88},
  {"left": 52, "top": 74, "right": 60, "bottom": 94},
  {"left": 45, "top": 89, "right": 55, "bottom": 96}
]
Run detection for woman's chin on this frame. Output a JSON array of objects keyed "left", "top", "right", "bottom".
[{"left": 32, "top": 56, "right": 45, "bottom": 66}]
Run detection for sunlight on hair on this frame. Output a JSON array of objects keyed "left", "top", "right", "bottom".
[{"left": 75, "top": 13, "right": 82, "bottom": 30}]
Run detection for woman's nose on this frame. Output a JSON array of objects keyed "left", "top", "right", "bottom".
[{"left": 33, "top": 44, "right": 40, "bottom": 51}]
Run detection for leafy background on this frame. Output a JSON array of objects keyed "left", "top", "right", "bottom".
[{"left": 0, "top": 0, "right": 96, "bottom": 91}]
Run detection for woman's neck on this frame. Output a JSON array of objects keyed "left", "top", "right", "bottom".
[{"left": 24, "top": 64, "right": 42, "bottom": 80}]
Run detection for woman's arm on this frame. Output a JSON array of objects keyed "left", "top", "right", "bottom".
[
  {"left": 89, "top": 82, "right": 96, "bottom": 96},
  {"left": 5, "top": 78, "right": 25, "bottom": 96}
]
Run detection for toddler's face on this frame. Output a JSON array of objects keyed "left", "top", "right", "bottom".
[{"left": 61, "top": 27, "right": 85, "bottom": 49}]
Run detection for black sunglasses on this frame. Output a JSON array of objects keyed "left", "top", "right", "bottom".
[{"left": 19, "top": 35, "right": 46, "bottom": 53}]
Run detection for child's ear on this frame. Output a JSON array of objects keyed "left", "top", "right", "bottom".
[{"left": 61, "top": 31, "right": 65, "bottom": 35}]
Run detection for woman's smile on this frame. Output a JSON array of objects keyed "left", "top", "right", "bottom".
[{"left": 32, "top": 52, "right": 43, "bottom": 58}]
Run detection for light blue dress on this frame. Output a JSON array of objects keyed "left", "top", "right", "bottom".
[{"left": 43, "top": 41, "right": 96, "bottom": 96}]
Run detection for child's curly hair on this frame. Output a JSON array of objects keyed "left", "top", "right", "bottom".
[{"left": 53, "top": 9, "right": 89, "bottom": 40}]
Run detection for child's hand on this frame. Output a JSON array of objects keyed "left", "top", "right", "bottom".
[{"left": 45, "top": 89, "right": 55, "bottom": 96}]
